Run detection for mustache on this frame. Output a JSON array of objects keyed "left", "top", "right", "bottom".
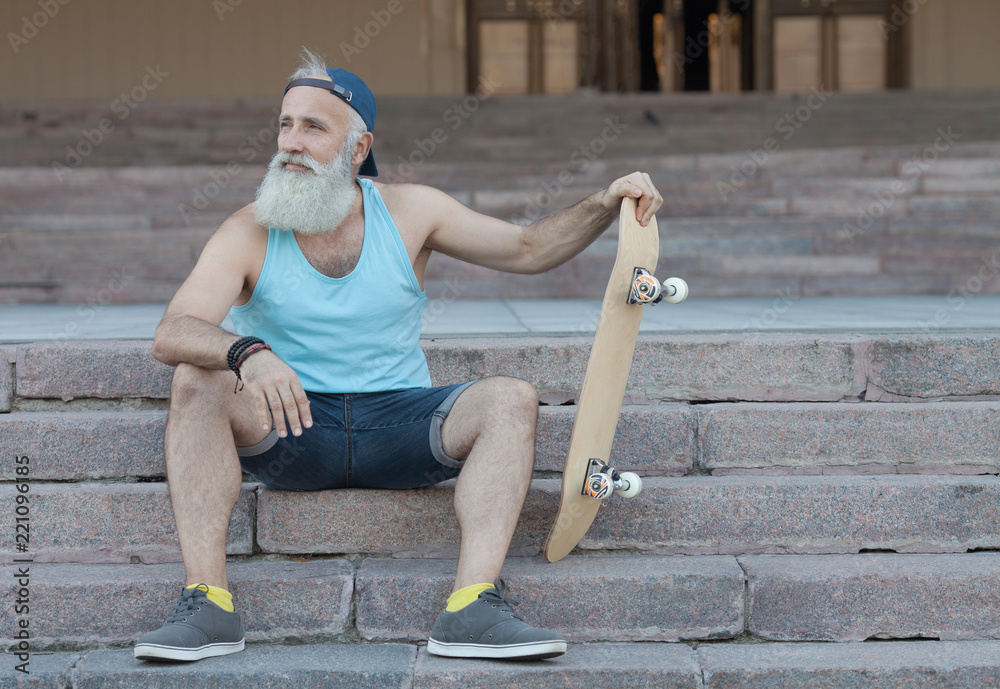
[{"left": 269, "top": 150, "right": 323, "bottom": 173}]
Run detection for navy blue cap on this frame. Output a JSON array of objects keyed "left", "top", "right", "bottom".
[{"left": 283, "top": 68, "right": 378, "bottom": 177}]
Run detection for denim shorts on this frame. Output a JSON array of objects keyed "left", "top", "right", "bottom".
[{"left": 236, "top": 382, "right": 474, "bottom": 490}]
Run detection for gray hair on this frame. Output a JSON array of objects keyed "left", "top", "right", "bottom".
[
  {"left": 290, "top": 47, "right": 368, "bottom": 141},
  {"left": 290, "top": 47, "right": 329, "bottom": 81}
]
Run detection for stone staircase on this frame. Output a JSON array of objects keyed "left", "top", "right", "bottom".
[
  {"left": 3, "top": 88, "right": 1000, "bottom": 685},
  {"left": 2, "top": 330, "right": 1000, "bottom": 685},
  {"left": 5, "top": 90, "right": 1000, "bottom": 166},
  {"left": 2, "top": 89, "right": 1000, "bottom": 303},
  {"left": 3, "top": 139, "right": 999, "bottom": 303}
]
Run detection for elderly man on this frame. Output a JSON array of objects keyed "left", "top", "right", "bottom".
[{"left": 134, "top": 51, "right": 662, "bottom": 663}]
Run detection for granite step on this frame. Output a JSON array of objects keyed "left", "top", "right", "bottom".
[
  {"left": 6, "top": 90, "right": 1000, "bottom": 166},
  {"left": 10, "top": 552, "right": 1000, "bottom": 655},
  {"left": 3, "top": 165, "right": 998, "bottom": 220},
  {"left": 4, "top": 154, "right": 998, "bottom": 208},
  {"left": 424, "top": 252, "right": 1000, "bottom": 300},
  {"left": 256, "top": 475, "right": 1000, "bottom": 558},
  {"left": 4, "top": 401, "right": 999, "bottom": 481},
  {"left": 696, "top": 640, "right": 1000, "bottom": 689},
  {"left": 0, "top": 559, "right": 353, "bottom": 650},
  {"left": 15, "top": 640, "right": 1000, "bottom": 688},
  {"left": 1, "top": 474, "right": 996, "bottom": 564},
  {"left": 5, "top": 147, "right": 997, "bottom": 217},
  {"left": 7, "top": 201, "right": 998, "bottom": 239},
  {"left": 0, "top": 482, "right": 255, "bottom": 565},
  {"left": 0, "top": 555, "right": 743, "bottom": 652},
  {"left": 5, "top": 253, "right": 996, "bottom": 303},
  {"left": 742, "top": 553, "right": 1000, "bottom": 642},
  {"left": 7, "top": 333, "right": 1000, "bottom": 405},
  {"left": 0, "top": 406, "right": 695, "bottom": 480},
  {"left": 698, "top": 401, "right": 1000, "bottom": 475},
  {"left": 73, "top": 644, "right": 418, "bottom": 689},
  {"left": 355, "top": 555, "right": 744, "bottom": 643}
]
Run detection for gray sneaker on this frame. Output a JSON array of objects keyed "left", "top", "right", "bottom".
[
  {"left": 134, "top": 584, "right": 245, "bottom": 662},
  {"left": 427, "top": 578, "right": 567, "bottom": 660}
]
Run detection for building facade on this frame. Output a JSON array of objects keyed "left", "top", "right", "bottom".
[{"left": 2, "top": 0, "right": 997, "bottom": 100}]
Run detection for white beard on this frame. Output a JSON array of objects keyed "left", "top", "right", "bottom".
[{"left": 254, "top": 143, "right": 357, "bottom": 235}]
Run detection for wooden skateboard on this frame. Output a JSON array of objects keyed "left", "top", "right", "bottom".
[{"left": 542, "top": 196, "right": 687, "bottom": 563}]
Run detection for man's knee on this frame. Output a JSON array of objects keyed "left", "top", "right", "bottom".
[
  {"left": 170, "top": 363, "right": 224, "bottom": 409},
  {"left": 484, "top": 376, "right": 539, "bottom": 425}
]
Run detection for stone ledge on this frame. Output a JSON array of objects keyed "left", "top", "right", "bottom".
[
  {"left": 413, "top": 643, "right": 701, "bottom": 689},
  {"left": 0, "top": 344, "right": 14, "bottom": 412},
  {"left": 15, "top": 340, "right": 172, "bottom": 400},
  {"left": 866, "top": 335, "right": 1000, "bottom": 400},
  {"left": 535, "top": 405, "right": 694, "bottom": 474},
  {"left": 427, "top": 334, "right": 867, "bottom": 402},
  {"left": 0, "top": 411, "right": 166, "bottom": 479},
  {"left": 0, "top": 482, "right": 255, "bottom": 564},
  {"left": 257, "top": 475, "right": 1000, "bottom": 556},
  {"left": 700, "top": 640, "right": 1000, "bottom": 689},
  {"left": 12, "top": 640, "right": 1000, "bottom": 688},
  {"left": 356, "top": 555, "right": 744, "bottom": 643},
  {"left": 9, "top": 333, "right": 1000, "bottom": 402},
  {"left": 0, "top": 652, "right": 80, "bottom": 687},
  {"left": 9, "top": 334, "right": 866, "bottom": 403},
  {"left": 699, "top": 401, "right": 1000, "bottom": 473},
  {"left": 0, "top": 559, "right": 352, "bottom": 649},
  {"left": 0, "top": 406, "right": 692, "bottom": 480},
  {"left": 73, "top": 644, "right": 417, "bottom": 689},
  {"left": 742, "top": 553, "right": 1000, "bottom": 642},
  {"left": 3, "top": 399, "right": 998, "bottom": 482}
]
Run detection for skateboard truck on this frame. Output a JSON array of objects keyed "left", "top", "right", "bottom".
[
  {"left": 582, "top": 458, "right": 642, "bottom": 500},
  {"left": 628, "top": 268, "right": 689, "bottom": 305}
]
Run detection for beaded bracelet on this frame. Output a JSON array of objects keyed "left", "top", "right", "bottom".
[
  {"left": 227, "top": 336, "right": 262, "bottom": 370},
  {"left": 227, "top": 336, "right": 265, "bottom": 392}
]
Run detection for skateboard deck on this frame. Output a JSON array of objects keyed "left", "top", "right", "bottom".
[{"left": 542, "top": 196, "right": 684, "bottom": 563}]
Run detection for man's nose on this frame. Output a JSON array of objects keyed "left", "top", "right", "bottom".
[{"left": 280, "top": 126, "right": 304, "bottom": 153}]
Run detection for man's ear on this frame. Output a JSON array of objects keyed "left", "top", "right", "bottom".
[{"left": 354, "top": 131, "right": 374, "bottom": 167}]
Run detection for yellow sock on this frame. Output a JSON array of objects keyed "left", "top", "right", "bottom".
[
  {"left": 186, "top": 583, "right": 235, "bottom": 612},
  {"left": 446, "top": 583, "right": 495, "bottom": 612}
]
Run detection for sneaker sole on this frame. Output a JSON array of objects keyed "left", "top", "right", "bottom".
[
  {"left": 134, "top": 638, "right": 245, "bottom": 662},
  {"left": 426, "top": 638, "right": 566, "bottom": 660}
]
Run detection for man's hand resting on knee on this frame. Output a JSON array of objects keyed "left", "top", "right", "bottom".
[{"left": 239, "top": 351, "right": 313, "bottom": 438}]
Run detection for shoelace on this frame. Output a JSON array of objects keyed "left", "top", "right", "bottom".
[
  {"left": 480, "top": 577, "right": 523, "bottom": 620},
  {"left": 165, "top": 585, "right": 209, "bottom": 624}
]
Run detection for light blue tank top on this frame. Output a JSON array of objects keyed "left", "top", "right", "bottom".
[{"left": 229, "top": 178, "right": 430, "bottom": 393}]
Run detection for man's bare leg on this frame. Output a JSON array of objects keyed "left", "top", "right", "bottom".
[
  {"left": 164, "top": 363, "right": 271, "bottom": 590},
  {"left": 440, "top": 376, "right": 538, "bottom": 591},
  {"left": 428, "top": 376, "right": 565, "bottom": 660}
]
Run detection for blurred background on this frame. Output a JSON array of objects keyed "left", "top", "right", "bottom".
[{"left": 1, "top": 0, "right": 999, "bottom": 303}]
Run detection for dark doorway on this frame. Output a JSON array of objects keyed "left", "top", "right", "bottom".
[
  {"left": 638, "top": 0, "right": 664, "bottom": 91},
  {"left": 733, "top": 0, "right": 754, "bottom": 91},
  {"left": 682, "top": 0, "right": 715, "bottom": 91}
]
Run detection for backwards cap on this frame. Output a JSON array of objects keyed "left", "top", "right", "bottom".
[{"left": 284, "top": 68, "right": 378, "bottom": 177}]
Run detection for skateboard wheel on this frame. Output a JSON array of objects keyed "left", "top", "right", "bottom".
[
  {"left": 631, "top": 274, "right": 661, "bottom": 304},
  {"left": 661, "top": 277, "right": 688, "bottom": 304},
  {"left": 615, "top": 472, "right": 642, "bottom": 498},
  {"left": 585, "top": 472, "right": 613, "bottom": 500}
]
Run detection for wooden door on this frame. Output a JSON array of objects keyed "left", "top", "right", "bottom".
[
  {"left": 467, "top": 0, "right": 638, "bottom": 93},
  {"left": 765, "top": 0, "right": 908, "bottom": 92}
]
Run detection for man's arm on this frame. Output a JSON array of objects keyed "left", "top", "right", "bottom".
[
  {"left": 151, "top": 208, "right": 261, "bottom": 368},
  {"left": 152, "top": 207, "right": 312, "bottom": 438},
  {"left": 418, "top": 171, "right": 662, "bottom": 275}
]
